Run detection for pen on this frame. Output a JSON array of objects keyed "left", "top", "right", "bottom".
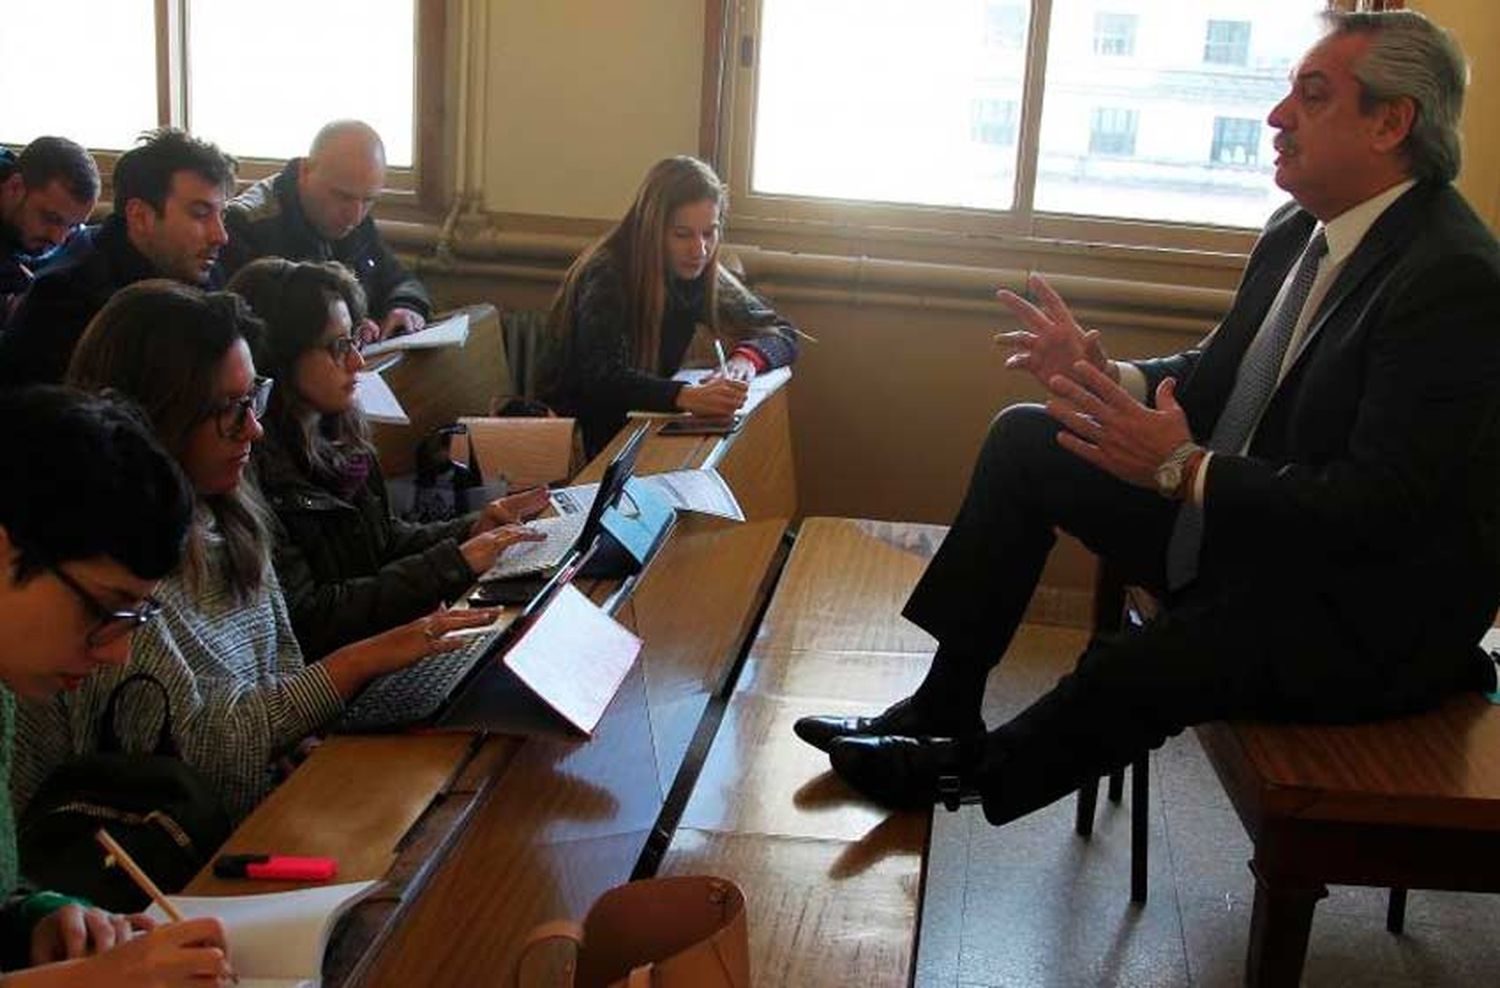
[{"left": 714, "top": 338, "right": 729, "bottom": 378}]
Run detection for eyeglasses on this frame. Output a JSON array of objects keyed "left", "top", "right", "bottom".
[
  {"left": 210, "top": 376, "right": 274, "bottom": 439},
  {"left": 48, "top": 563, "right": 163, "bottom": 648},
  {"left": 322, "top": 334, "right": 361, "bottom": 361}
]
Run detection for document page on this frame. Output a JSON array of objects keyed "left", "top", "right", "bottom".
[
  {"left": 353, "top": 372, "right": 409, "bottom": 425},
  {"left": 360, "top": 311, "right": 470, "bottom": 358}
]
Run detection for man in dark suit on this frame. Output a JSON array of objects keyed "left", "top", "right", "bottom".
[
  {"left": 0, "top": 129, "right": 234, "bottom": 388},
  {"left": 221, "top": 120, "right": 431, "bottom": 343},
  {"left": 795, "top": 9, "right": 1500, "bottom": 826}
]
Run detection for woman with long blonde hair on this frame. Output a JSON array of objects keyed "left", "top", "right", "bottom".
[{"left": 538, "top": 156, "right": 799, "bottom": 456}]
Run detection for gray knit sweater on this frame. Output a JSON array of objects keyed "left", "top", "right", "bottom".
[{"left": 11, "top": 534, "right": 343, "bottom": 823}]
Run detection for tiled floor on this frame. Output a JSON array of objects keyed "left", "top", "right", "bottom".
[{"left": 915, "top": 623, "right": 1500, "bottom": 987}]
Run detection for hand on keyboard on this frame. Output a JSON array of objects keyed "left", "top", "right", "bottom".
[
  {"left": 473, "top": 487, "right": 551, "bottom": 534},
  {"left": 461, "top": 523, "right": 548, "bottom": 575}
]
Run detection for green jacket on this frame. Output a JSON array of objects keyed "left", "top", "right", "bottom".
[{"left": 256, "top": 435, "right": 478, "bottom": 661}]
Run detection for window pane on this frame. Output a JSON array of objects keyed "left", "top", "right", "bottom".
[
  {"left": 1035, "top": 0, "right": 1323, "bottom": 227},
  {"left": 753, "top": 0, "right": 1030, "bottom": 211},
  {"left": 0, "top": 0, "right": 157, "bottom": 149},
  {"left": 187, "top": 0, "right": 415, "bottom": 166}
]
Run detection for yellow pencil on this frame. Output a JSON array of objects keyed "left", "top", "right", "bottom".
[{"left": 94, "top": 828, "right": 184, "bottom": 922}]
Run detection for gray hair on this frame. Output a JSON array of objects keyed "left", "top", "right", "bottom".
[{"left": 1323, "top": 9, "right": 1468, "bottom": 183}]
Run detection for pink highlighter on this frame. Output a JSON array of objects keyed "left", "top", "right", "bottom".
[{"left": 212, "top": 853, "right": 338, "bottom": 882}]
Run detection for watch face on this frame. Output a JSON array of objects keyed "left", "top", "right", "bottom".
[{"left": 1155, "top": 462, "right": 1181, "bottom": 493}]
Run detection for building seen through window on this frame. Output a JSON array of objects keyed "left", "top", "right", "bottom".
[{"left": 748, "top": 0, "right": 1323, "bottom": 230}]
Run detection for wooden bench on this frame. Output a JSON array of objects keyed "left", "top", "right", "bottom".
[
  {"left": 658, "top": 517, "right": 945, "bottom": 987},
  {"left": 1200, "top": 694, "right": 1500, "bottom": 986},
  {"left": 1081, "top": 575, "right": 1500, "bottom": 986}
]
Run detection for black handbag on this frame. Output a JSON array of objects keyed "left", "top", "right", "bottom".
[{"left": 17, "top": 674, "right": 231, "bottom": 911}]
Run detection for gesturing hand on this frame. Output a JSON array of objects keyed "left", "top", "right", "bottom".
[
  {"left": 1045, "top": 362, "right": 1192, "bottom": 490},
  {"left": 994, "top": 273, "right": 1116, "bottom": 389}
]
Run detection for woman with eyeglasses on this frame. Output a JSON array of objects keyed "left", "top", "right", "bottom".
[
  {"left": 226, "top": 258, "right": 545, "bottom": 660},
  {"left": 11, "top": 280, "right": 499, "bottom": 823},
  {"left": 535, "top": 155, "right": 802, "bottom": 458}
]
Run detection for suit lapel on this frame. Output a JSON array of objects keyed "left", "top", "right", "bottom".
[{"left": 1282, "top": 183, "right": 1431, "bottom": 372}]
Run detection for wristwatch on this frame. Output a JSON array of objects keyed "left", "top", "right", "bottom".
[{"left": 1154, "top": 441, "right": 1204, "bottom": 499}]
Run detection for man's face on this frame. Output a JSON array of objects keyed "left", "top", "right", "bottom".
[
  {"left": 298, "top": 153, "right": 384, "bottom": 242},
  {"left": 126, "top": 170, "right": 229, "bottom": 284},
  {"left": 0, "top": 539, "right": 157, "bottom": 699},
  {"left": 0, "top": 175, "right": 93, "bottom": 256},
  {"left": 1266, "top": 31, "right": 1402, "bottom": 220}
]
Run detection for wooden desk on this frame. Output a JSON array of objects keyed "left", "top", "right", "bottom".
[
  {"left": 367, "top": 303, "right": 512, "bottom": 476},
  {"left": 187, "top": 386, "right": 798, "bottom": 987},
  {"left": 660, "top": 518, "right": 942, "bottom": 987},
  {"left": 1198, "top": 695, "right": 1500, "bottom": 986}
]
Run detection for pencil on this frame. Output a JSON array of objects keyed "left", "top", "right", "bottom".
[{"left": 95, "top": 828, "right": 185, "bottom": 922}]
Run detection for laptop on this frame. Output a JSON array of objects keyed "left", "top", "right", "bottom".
[
  {"left": 331, "top": 426, "right": 651, "bottom": 734},
  {"left": 480, "top": 424, "right": 650, "bottom": 581}
]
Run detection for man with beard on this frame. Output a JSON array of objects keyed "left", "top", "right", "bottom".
[
  {"left": 0, "top": 138, "right": 99, "bottom": 331},
  {"left": 0, "top": 129, "right": 235, "bottom": 388}
]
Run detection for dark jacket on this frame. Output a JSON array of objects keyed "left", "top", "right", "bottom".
[
  {"left": 1135, "top": 182, "right": 1500, "bottom": 688},
  {"left": 221, "top": 160, "right": 431, "bottom": 321},
  {"left": 255, "top": 432, "right": 477, "bottom": 660},
  {"left": 538, "top": 251, "right": 800, "bottom": 456},
  {"left": 0, "top": 216, "right": 221, "bottom": 388}
]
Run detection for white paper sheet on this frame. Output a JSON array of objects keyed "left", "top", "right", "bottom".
[
  {"left": 360, "top": 311, "right": 470, "bottom": 358},
  {"left": 671, "top": 365, "right": 791, "bottom": 420},
  {"left": 548, "top": 469, "right": 743, "bottom": 522},
  {"left": 354, "top": 371, "right": 409, "bottom": 425},
  {"left": 151, "top": 880, "right": 377, "bottom": 986}
]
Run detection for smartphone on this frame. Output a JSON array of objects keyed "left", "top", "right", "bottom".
[
  {"left": 468, "top": 575, "right": 549, "bottom": 607},
  {"left": 659, "top": 416, "right": 740, "bottom": 436}
]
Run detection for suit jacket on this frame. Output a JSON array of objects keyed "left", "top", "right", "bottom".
[
  {"left": 1136, "top": 182, "right": 1500, "bottom": 679},
  {"left": 221, "top": 160, "right": 431, "bottom": 321}
]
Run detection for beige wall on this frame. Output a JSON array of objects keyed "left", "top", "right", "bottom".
[
  {"left": 477, "top": 1, "right": 704, "bottom": 218},
  {"left": 1413, "top": 0, "right": 1500, "bottom": 228}
]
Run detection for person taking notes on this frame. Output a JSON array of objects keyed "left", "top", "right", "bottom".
[
  {"left": 0, "top": 386, "right": 233, "bottom": 986},
  {"left": 536, "top": 156, "right": 801, "bottom": 457}
]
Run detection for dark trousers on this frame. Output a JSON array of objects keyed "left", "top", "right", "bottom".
[{"left": 902, "top": 405, "right": 1483, "bottom": 827}]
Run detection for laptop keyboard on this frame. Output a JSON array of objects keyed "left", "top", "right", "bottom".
[
  {"left": 482, "top": 513, "right": 587, "bottom": 580},
  {"left": 333, "top": 623, "right": 509, "bottom": 733}
]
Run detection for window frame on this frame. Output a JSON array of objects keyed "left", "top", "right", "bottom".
[
  {"left": 703, "top": 0, "right": 1394, "bottom": 264},
  {"left": 7, "top": 0, "right": 450, "bottom": 218},
  {"left": 1203, "top": 19, "right": 1253, "bottom": 67}
]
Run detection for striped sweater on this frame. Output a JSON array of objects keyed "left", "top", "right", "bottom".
[{"left": 11, "top": 534, "right": 343, "bottom": 823}]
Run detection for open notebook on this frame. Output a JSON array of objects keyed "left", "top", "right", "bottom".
[{"left": 149, "top": 880, "right": 376, "bottom": 988}]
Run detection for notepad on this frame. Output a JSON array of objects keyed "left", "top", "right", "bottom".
[
  {"left": 149, "top": 880, "right": 376, "bottom": 987},
  {"left": 360, "top": 311, "right": 470, "bottom": 358}
]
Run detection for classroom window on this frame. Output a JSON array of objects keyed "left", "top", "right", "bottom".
[
  {"left": 0, "top": 0, "right": 446, "bottom": 205},
  {"left": 1211, "top": 117, "right": 1262, "bottom": 166},
  {"left": 726, "top": 0, "right": 1323, "bottom": 237},
  {"left": 984, "top": 2, "right": 1028, "bottom": 50},
  {"left": 1092, "top": 13, "right": 1138, "bottom": 57},
  {"left": 1088, "top": 108, "right": 1138, "bottom": 157},
  {"left": 971, "top": 99, "right": 1019, "bottom": 146},
  {"left": 1204, "top": 20, "right": 1253, "bottom": 66}
]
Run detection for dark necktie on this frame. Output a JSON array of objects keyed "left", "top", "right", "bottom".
[{"left": 1165, "top": 229, "right": 1329, "bottom": 590}]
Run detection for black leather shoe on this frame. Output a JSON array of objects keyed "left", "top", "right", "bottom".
[
  {"left": 827, "top": 735, "right": 980, "bottom": 811},
  {"left": 793, "top": 697, "right": 979, "bottom": 753}
]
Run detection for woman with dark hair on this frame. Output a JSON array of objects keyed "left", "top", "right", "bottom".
[
  {"left": 0, "top": 386, "right": 233, "bottom": 986},
  {"left": 12, "top": 280, "right": 498, "bottom": 822},
  {"left": 537, "top": 155, "right": 801, "bottom": 456},
  {"left": 228, "top": 257, "right": 544, "bottom": 659}
]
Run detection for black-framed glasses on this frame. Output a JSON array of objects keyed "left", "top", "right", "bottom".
[
  {"left": 210, "top": 375, "right": 274, "bottom": 439},
  {"left": 48, "top": 563, "right": 163, "bottom": 648},
  {"left": 322, "top": 334, "right": 362, "bottom": 361}
]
